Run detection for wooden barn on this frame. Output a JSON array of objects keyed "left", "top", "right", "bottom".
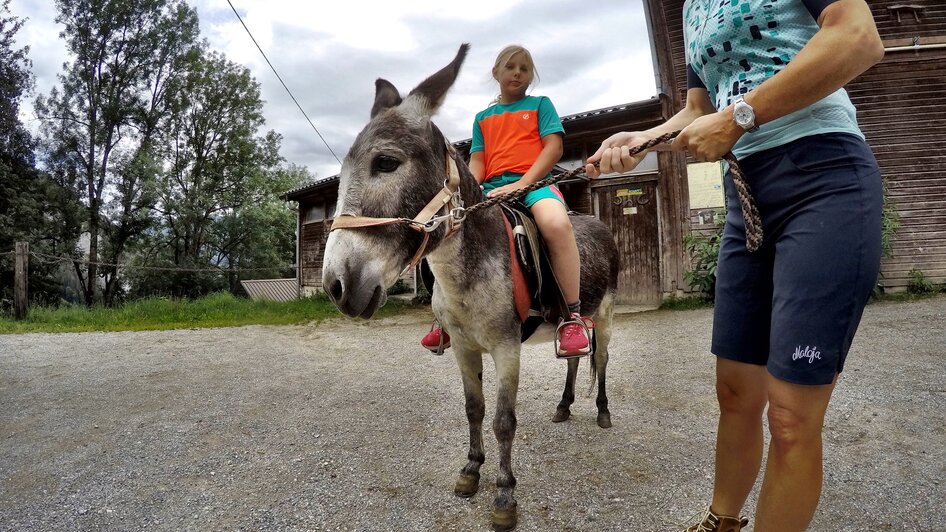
[{"left": 284, "top": 0, "right": 946, "bottom": 302}]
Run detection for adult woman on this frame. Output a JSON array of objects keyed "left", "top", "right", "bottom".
[{"left": 587, "top": 1, "right": 884, "bottom": 530}]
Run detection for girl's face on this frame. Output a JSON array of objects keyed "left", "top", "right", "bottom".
[{"left": 496, "top": 52, "right": 533, "bottom": 102}]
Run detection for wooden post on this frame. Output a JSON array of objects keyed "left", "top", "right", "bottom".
[{"left": 14, "top": 241, "right": 28, "bottom": 320}]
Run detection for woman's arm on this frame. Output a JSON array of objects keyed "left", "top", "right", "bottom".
[
  {"left": 747, "top": 0, "right": 883, "bottom": 126},
  {"left": 672, "top": 0, "right": 884, "bottom": 161},
  {"left": 586, "top": 87, "right": 715, "bottom": 176}
]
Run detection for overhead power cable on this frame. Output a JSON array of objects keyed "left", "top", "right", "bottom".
[{"left": 225, "top": 0, "right": 342, "bottom": 165}]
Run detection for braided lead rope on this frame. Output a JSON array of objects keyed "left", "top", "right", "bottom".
[
  {"left": 464, "top": 130, "right": 764, "bottom": 252},
  {"left": 722, "top": 153, "right": 763, "bottom": 252}
]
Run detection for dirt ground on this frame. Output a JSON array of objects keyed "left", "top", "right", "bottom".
[{"left": 1, "top": 295, "right": 944, "bottom": 531}]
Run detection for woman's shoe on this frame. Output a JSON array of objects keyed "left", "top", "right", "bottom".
[{"left": 683, "top": 506, "right": 749, "bottom": 532}]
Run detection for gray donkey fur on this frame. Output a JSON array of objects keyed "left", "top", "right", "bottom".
[{"left": 322, "top": 44, "right": 620, "bottom": 531}]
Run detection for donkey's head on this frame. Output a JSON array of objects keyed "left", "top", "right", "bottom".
[{"left": 322, "top": 44, "right": 470, "bottom": 318}]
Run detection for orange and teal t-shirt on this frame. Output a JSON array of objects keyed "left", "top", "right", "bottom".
[{"left": 470, "top": 95, "right": 565, "bottom": 182}]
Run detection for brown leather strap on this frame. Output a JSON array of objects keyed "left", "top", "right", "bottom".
[
  {"left": 400, "top": 232, "right": 431, "bottom": 277},
  {"left": 331, "top": 213, "right": 416, "bottom": 231},
  {"left": 411, "top": 186, "right": 454, "bottom": 226},
  {"left": 411, "top": 152, "right": 461, "bottom": 226},
  {"left": 331, "top": 142, "right": 462, "bottom": 233}
]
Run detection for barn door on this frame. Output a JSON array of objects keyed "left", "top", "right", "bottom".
[{"left": 591, "top": 177, "right": 661, "bottom": 305}]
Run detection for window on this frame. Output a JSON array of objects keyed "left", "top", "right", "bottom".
[{"left": 303, "top": 203, "right": 325, "bottom": 224}]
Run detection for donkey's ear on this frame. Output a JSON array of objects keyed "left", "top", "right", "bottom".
[
  {"left": 371, "top": 78, "right": 402, "bottom": 118},
  {"left": 406, "top": 43, "right": 470, "bottom": 117}
]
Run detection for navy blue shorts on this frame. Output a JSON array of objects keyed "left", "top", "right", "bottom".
[{"left": 712, "top": 133, "right": 882, "bottom": 385}]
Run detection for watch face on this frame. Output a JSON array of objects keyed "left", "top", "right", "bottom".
[{"left": 734, "top": 105, "right": 753, "bottom": 126}]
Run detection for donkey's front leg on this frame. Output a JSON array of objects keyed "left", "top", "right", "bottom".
[
  {"left": 490, "top": 346, "right": 521, "bottom": 531},
  {"left": 454, "top": 349, "right": 485, "bottom": 498}
]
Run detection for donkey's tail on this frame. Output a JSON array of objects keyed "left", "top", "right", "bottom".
[{"left": 585, "top": 332, "right": 597, "bottom": 398}]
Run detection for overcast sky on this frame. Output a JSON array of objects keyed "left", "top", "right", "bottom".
[{"left": 10, "top": 0, "right": 658, "bottom": 180}]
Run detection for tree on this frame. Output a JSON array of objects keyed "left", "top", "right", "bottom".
[
  {"left": 130, "top": 50, "right": 308, "bottom": 297},
  {"left": 0, "top": 0, "right": 82, "bottom": 308},
  {"left": 210, "top": 162, "right": 309, "bottom": 293},
  {"left": 36, "top": 0, "right": 199, "bottom": 306}
]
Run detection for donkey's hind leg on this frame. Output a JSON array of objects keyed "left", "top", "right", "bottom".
[
  {"left": 593, "top": 296, "right": 615, "bottom": 429},
  {"left": 453, "top": 349, "right": 485, "bottom": 498},
  {"left": 552, "top": 358, "right": 581, "bottom": 423}
]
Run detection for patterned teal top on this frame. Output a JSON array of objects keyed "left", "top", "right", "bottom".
[{"left": 683, "top": 0, "right": 864, "bottom": 158}]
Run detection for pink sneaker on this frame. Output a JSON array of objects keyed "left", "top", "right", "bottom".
[
  {"left": 556, "top": 313, "right": 592, "bottom": 358},
  {"left": 421, "top": 323, "right": 450, "bottom": 353}
]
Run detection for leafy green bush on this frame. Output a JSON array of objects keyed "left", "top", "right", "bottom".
[
  {"left": 880, "top": 178, "right": 901, "bottom": 260},
  {"left": 683, "top": 212, "right": 725, "bottom": 300},
  {"left": 907, "top": 269, "right": 935, "bottom": 294}
]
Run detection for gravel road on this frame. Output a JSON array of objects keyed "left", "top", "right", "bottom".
[{"left": 1, "top": 295, "right": 944, "bottom": 531}]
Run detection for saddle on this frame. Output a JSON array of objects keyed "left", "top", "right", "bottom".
[{"left": 498, "top": 201, "right": 571, "bottom": 342}]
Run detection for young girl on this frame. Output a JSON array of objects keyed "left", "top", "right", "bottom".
[{"left": 422, "top": 44, "right": 590, "bottom": 358}]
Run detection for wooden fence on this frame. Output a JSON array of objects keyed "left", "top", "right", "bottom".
[{"left": 14, "top": 242, "right": 28, "bottom": 320}]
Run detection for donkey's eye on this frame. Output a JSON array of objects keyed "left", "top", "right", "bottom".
[{"left": 374, "top": 155, "right": 401, "bottom": 173}]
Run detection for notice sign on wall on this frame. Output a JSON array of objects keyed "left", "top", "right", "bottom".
[{"left": 687, "top": 162, "right": 725, "bottom": 209}]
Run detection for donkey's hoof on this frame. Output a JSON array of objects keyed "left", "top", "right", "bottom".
[
  {"left": 551, "top": 408, "right": 571, "bottom": 423},
  {"left": 454, "top": 472, "right": 480, "bottom": 498},
  {"left": 491, "top": 502, "right": 518, "bottom": 531},
  {"left": 597, "top": 410, "right": 612, "bottom": 429}
]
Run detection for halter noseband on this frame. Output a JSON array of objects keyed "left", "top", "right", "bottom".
[{"left": 329, "top": 141, "right": 464, "bottom": 276}]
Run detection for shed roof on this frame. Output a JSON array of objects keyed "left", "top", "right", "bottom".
[{"left": 240, "top": 278, "right": 299, "bottom": 302}]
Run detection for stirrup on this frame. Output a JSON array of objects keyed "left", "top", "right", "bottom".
[
  {"left": 553, "top": 315, "right": 595, "bottom": 359},
  {"left": 427, "top": 321, "right": 448, "bottom": 356}
]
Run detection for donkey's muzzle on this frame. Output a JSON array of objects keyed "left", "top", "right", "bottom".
[{"left": 322, "top": 263, "right": 386, "bottom": 319}]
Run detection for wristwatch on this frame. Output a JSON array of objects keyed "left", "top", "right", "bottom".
[{"left": 733, "top": 95, "right": 759, "bottom": 133}]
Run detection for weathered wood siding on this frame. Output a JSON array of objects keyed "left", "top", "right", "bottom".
[
  {"left": 852, "top": 1, "right": 946, "bottom": 289},
  {"left": 592, "top": 176, "right": 662, "bottom": 305},
  {"left": 300, "top": 218, "right": 329, "bottom": 291}
]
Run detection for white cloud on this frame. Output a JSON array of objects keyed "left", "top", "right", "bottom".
[{"left": 9, "top": 0, "right": 657, "bottom": 180}]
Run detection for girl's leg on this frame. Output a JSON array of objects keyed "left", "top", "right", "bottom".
[
  {"left": 711, "top": 358, "right": 769, "bottom": 517},
  {"left": 529, "top": 198, "right": 580, "bottom": 304},
  {"left": 754, "top": 374, "right": 837, "bottom": 532}
]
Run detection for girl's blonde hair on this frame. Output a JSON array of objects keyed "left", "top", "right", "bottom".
[{"left": 490, "top": 45, "right": 540, "bottom": 104}]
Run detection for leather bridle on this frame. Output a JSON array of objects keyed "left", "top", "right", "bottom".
[{"left": 329, "top": 142, "right": 465, "bottom": 276}]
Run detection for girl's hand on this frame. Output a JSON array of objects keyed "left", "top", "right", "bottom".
[
  {"left": 585, "top": 131, "right": 655, "bottom": 177},
  {"left": 486, "top": 182, "right": 527, "bottom": 198},
  {"left": 671, "top": 108, "right": 744, "bottom": 162}
]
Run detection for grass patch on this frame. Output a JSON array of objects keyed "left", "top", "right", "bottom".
[
  {"left": 0, "top": 292, "right": 414, "bottom": 334},
  {"left": 659, "top": 295, "right": 713, "bottom": 311},
  {"left": 871, "top": 290, "right": 945, "bottom": 304}
]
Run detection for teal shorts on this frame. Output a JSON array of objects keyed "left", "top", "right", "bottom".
[{"left": 482, "top": 172, "right": 566, "bottom": 208}]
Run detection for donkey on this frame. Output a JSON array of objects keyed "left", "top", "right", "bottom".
[{"left": 321, "top": 44, "right": 620, "bottom": 531}]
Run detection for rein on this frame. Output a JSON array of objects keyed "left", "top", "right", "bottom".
[{"left": 330, "top": 131, "right": 764, "bottom": 265}]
